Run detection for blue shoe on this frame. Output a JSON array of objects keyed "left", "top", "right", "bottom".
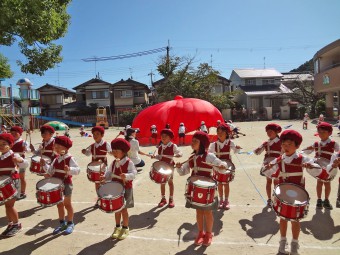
[
  {"left": 53, "top": 222, "right": 67, "bottom": 235},
  {"left": 63, "top": 223, "right": 75, "bottom": 235}
]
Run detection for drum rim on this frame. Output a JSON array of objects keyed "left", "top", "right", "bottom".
[
  {"left": 152, "top": 160, "right": 174, "bottom": 171},
  {"left": 149, "top": 171, "right": 171, "bottom": 184},
  {"left": 98, "top": 200, "right": 126, "bottom": 214},
  {"left": 36, "top": 177, "right": 64, "bottom": 191},
  {"left": 185, "top": 198, "right": 216, "bottom": 207},
  {"left": 0, "top": 189, "right": 18, "bottom": 205},
  {"left": 97, "top": 181, "right": 125, "bottom": 198},
  {"left": 31, "top": 155, "right": 51, "bottom": 163},
  {"left": 0, "top": 175, "right": 12, "bottom": 187},
  {"left": 187, "top": 176, "right": 216, "bottom": 188},
  {"left": 273, "top": 183, "right": 310, "bottom": 206}
]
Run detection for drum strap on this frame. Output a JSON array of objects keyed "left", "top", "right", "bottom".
[
  {"left": 0, "top": 168, "right": 16, "bottom": 172},
  {"left": 266, "top": 150, "right": 281, "bottom": 155},
  {"left": 43, "top": 149, "right": 53, "bottom": 153},
  {"left": 111, "top": 173, "right": 121, "bottom": 179},
  {"left": 216, "top": 152, "right": 230, "bottom": 156},
  {"left": 94, "top": 155, "right": 107, "bottom": 158},
  {"left": 279, "top": 172, "right": 303, "bottom": 178},
  {"left": 193, "top": 167, "right": 212, "bottom": 173},
  {"left": 54, "top": 169, "right": 66, "bottom": 174}
]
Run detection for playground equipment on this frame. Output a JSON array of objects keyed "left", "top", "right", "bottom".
[{"left": 96, "top": 106, "right": 109, "bottom": 129}]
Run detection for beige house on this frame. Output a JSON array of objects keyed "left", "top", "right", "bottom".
[
  {"left": 313, "top": 39, "right": 340, "bottom": 117},
  {"left": 38, "top": 83, "right": 76, "bottom": 117}
]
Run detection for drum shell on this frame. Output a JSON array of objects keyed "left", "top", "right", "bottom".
[
  {"left": 260, "top": 157, "right": 276, "bottom": 176},
  {"left": 0, "top": 176, "right": 18, "bottom": 205},
  {"left": 213, "top": 170, "right": 234, "bottom": 184},
  {"left": 30, "top": 156, "right": 51, "bottom": 175},
  {"left": 87, "top": 161, "right": 104, "bottom": 183},
  {"left": 97, "top": 181, "right": 125, "bottom": 213},
  {"left": 185, "top": 176, "right": 216, "bottom": 207},
  {"left": 36, "top": 178, "right": 64, "bottom": 207},
  {"left": 272, "top": 183, "right": 309, "bottom": 221},
  {"left": 149, "top": 161, "right": 173, "bottom": 184}
]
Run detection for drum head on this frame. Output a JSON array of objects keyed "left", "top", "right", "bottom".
[
  {"left": 263, "top": 157, "right": 276, "bottom": 164},
  {"left": 153, "top": 161, "right": 173, "bottom": 175},
  {"left": 88, "top": 161, "right": 102, "bottom": 172},
  {"left": 224, "top": 160, "right": 235, "bottom": 171},
  {"left": 98, "top": 182, "right": 124, "bottom": 198},
  {"left": 274, "top": 183, "right": 309, "bottom": 205},
  {"left": 37, "top": 177, "right": 63, "bottom": 191},
  {"left": 0, "top": 175, "right": 11, "bottom": 185},
  {"left": 189, "top": 176, "right": 215, "bottom": 187},
  {"left": 315, "top": 158, "right": 330, "bottom": 168}
]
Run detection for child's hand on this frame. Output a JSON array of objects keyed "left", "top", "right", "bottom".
[
  {"left": 175, "top": 162, "right": 182, "bottom": 168},
  {"left": 30, "top": 144, "right": 35, "bottom": 151},
  {"left": 12, "top": 157, "right": 23, "bottom": 164},
  {"left": 174, "top": 154, "right": 181, "bottom": 158},
  {"left": 332, "top": 158, "right": 340, "bottom": 168},
  {"left": 44, "top": 173, "right": 51, "bottom": 178},
  {"left": 302, "top": 163, "right": 313, "bottom": 169},
  {"left": 64, "top": 165, "right": 70, "bottom": 172},
  {"left": 40, "top": 158, "right": 46, "bottom": 165},
  {"left": 218, "top": 164, "right": 226, "bottom": 170},
  {"left": 81, "top": 149, "right": 87, "bottom": 154},
  {"left": 236, "top": 146, "right": 242, "bottom": 150},
  {"left": 120, "top": 173, "right": 126, "bottom": 181}
]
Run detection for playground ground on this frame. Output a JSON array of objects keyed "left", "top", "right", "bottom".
[{"left": 1, "top": 120, "right": 340, "bottom": 255}]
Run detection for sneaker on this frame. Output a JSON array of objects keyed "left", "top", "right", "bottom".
[
  {"left": 224, "top": 200, "right": 230, "bottom": 210},
  {"left": 53, "top": 222, "right": 67, "bottom": 234},
  {"left": 168, "top": 198, "right": 175, "bottom": 208},
  {"left": 5, "top": 223, "right": 22, "bottom": 237},
  {"left": 278, "top": 238, "right": 288, "bottom": 254},
  {"left": 336, "top": 199, "right": 340, "bottom": 208},
  {"left": 63, "top": 223, "right": 75, "bottom": 235},
  {"left": 194, "top": 231, "right": 205, "bottom": 246},
  {"left": 316, "top": 199, "right": 323, "bottom": 209},
  {"left": 323, "top": 199, "right": 333, "bottom": 210},
  {"left": 218, "top": 200, "right": 224, "bottom": 209},
  {"left": 1, "top": 223, "right": 13, "bottom": 236},
  {"left": 202, "top": 232, "right": 213, "bottom": 247},
  {"left": 111, "top": 227, "right": 122, "bottom": 239},
  {"left": 94, "top": 199, "right": 100, "bottom": 209},
  {"left": 137, "top": 169, "right": 143, "bottom": 173},
  {"left": 118, "top": 227, "right": 129, "bottom": 240},
  {"left": 290, "top": 241, "right": 300, "bottom": 255},
  {"left": 158, "top": 197, "right": 167, "bottom": 207},
  {"left": 267, "top": 199, "right": 272, "bottom": 207},
  {"left": 16, "top": 193, "right": 27, "bottom": 200}
]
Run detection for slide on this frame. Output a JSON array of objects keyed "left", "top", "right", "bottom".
[{"left": 36, "top": 116, "right": 93, "bottom": 127}]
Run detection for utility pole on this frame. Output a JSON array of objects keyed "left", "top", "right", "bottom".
[
  {"left": 148, "top": 70, "right": 154, "bottom": 86},
  {"left": 129, "top": 68, "right": 133, "bottom": 79},
  {"left": 166, "top": 40, "right": 170, "bottom": 75},
  {"left": 57, "top": 65, "right": 60, "bottom": 86}
]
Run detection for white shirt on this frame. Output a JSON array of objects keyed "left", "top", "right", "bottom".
[
  {"left": 128, "top": 138, "right": 142, "bottom": 165},
  {"left": 200, "top": 125, "right": 208, "bottom": 133},
  {"left": 0, "top": 150, "right": 29, "bottom": 169},
  {"left": 178, "top": 126, "right": 186, "bottom": 134},
  {"left": 43, "top": 153, "right": 80, "bottom": 176},
  {"left": 84, "top": 139, "right": 112, "bottom": 157},
  {"left": 253, "top": 137, "right": 280, "bottom": 155},
  {"left": 104, "top": 156, "right": 137, "bottom": 181},
  {"left": 35, "top": 137, "right": 54, "bottom": 155},
  {"left": 208, "top": 139, "right": 240, "bottom": 157},
  {"left": 155, "top": 142, "right": 182, "bottom": 161}
]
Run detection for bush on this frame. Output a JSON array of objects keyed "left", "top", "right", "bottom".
[{"left": 315, "top": 99, "right": 326, "bottom": 116}]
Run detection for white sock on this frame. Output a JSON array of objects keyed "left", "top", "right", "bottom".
[{"left": 292, "top": 239, "right": 299, "bottom": 243}]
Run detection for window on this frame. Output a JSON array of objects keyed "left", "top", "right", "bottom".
[
  {"left": 263, "top": 79, "right": 275, "bottom": 85},
  {"left": 121, "top": 90, "right": 133, "bottom": 98},
  {"left": 91, "top": 91, "right": 109, "bottom": 99},
  {"left": 245, "top": 79, "right": 256, "bottom": 85},
  {"left": 134, "top": 91, "right": 144, "bottom": 97}
]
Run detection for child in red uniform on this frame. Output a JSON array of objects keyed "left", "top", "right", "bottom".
[
  {"left": 254, "top": 123, "right": 282, "bottom": 206},
  {"left": 104, "top": 138, "right": 136, "bottom": 240},
  {"left": 10, "top": 126, "right": 30, "bottom": 200},
  {"left": 326, "top": 152, "right": 340, "bottom": 208},
  {"left": 264, "top": 130, "right": 322, "bottom": 255},
  {"left": 208, "top": 123, "right": 241, "bottom": 209},
  {"left": 0, "top": 134, "right": 28, "bottom": 237},
  {"left": 41, "top": 136, "right": 80, "bottom": 235},
  {"left": 82, "top": 126, "right": 112, "bottom": 208},
  {"left": 176, "top": 131, "right": 228, "bottom": 246},
  {"left": 153, "top": 129, "right": 182, "bottom": 208},
  {"left": 149, "top": 125, "right": 158, "bottom": 145},
  {"left": 302, "top": 122, "right": 339, "bottom": 209},
  {"left": 30, "top": 125, "right": 57, "bottom": 161}
]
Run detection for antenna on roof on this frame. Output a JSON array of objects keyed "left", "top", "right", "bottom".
[
  {"left": 263, "top": 57, "right": 266, "bottom": 69},
  {"left": 210, "top": 54, "right": 213, "bottom": 67},
  {"left": 129, "top": 68, "right": 133, "bottom": 79}
]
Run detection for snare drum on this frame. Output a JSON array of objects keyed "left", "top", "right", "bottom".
[
  {"left": 213, "top": 160, "right": 235, "bottom": 183},
  {"left": 149, "top": 161, "right": 173, "bottom": 184},
  {"left": 87, "top": 161, "right": 105, "bottom": 183},
  {"left": 36, "top": 177, "right": 64, "bottom": 206},
  {"left": 315, "top": 157, "right": 330, "bottom": 168},
  {"left": 185, "top": 176, "right": 217, "bottom": 207},
  {"left": 0, "top": 175, "right": 18, "bottom": 205},
  {"left": 272, "top": 183, "right": 309, "bottom": 221},
  {"left": 97, "top": 182, "right": 125, "bottom": 213},
  {"left": 309, "top": 158, "right": 336, "bottom": 182},
  {"left": 260, "top": 157, "right": 276, "bottom": 176},
  {"left": 30, "top": 155, "right": 51, "bottom": 175}
]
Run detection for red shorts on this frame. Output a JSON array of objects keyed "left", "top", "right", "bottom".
[{"left": 151, "top": 133, "right": 157, "bottom": 139}]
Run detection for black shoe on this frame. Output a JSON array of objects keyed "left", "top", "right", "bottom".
[
  {"left": 137, "top": 169, "right": 143, "bottom": 174},
  {"left": 1, "top": 224, "right": 13, "bottom": 236},
  {"left": 336, "top": 199, "right": 340, "bottom": 208},
  {"left": 323, "top": 199, "right": 333, "bottom": 210},
  {"left": 94, "top": 199, "right": 100, "bottom": 209},
  {"left": 316, "top": 199, "right": 323, "bottom": 209},
  {"left": 4, "top": 223, "right": 22, "bottom": 237},
  {"left": 16, "top": 193, "right": 27, "bottom": 200}
]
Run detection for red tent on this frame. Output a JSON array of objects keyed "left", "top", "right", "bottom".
[{"left": 132, "top": 96, "right": 223, "bottom": 145}]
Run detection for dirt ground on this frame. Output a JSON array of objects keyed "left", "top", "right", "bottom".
[{"left": 1, "top": 120, "right": 340, "bottom": 255}]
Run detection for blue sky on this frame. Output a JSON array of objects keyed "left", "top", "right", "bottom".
[{"left": 1, "top": 0, "right": 340, "bottom": 91}]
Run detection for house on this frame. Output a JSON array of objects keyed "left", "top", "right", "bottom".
[
  {"left": 111, "top": 78, "right": 150, "bottom": 111},
  {"left": 281, "top": 72, "right": 314, "bottom": 90},
  {"left": 313, "top": 39, "right": 340, "bottom": 118},
  {"left": 230, "top": 69, "right": 292, "bottom": 119},
  {"left": 38, "top": 83, "right": 76, "bottom": 117}
]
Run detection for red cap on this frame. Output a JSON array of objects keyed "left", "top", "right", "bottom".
[
  {"left": 317, "top": 122, "right": 333, "bottom": 134},
  {"left": 266, "top": 123, "right": 282, "bottom": 133},
  {"left": 193, "top": 131, "right": 210, "bottom": 149},
  {"left": 40, "top": 125, "right": 55, "bottom": 133},
  {"left": 280, "top": 130, "right": 302, "bottom": 146},
  {"left": 217, "top": 123, "right": 231, "bottom": 133},
  {"left": 111, "top": 138, "right": 130, "bottom": 153},
  {"left": 160, "top": 129, "right": 174, "bottom": 139},
  {"left": 55, "top": 136, "right": 73, "bottom": 149},
  {"left": 92, "top": 126, "right": 105, "bottom": 135},
  {"left": 0, "top": 133, "right": 14, "bottom": 147},
  {"left": 10, "top": 126, "right": 24, "bottom": 135}
]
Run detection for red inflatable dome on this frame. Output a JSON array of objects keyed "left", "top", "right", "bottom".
[{"left": 132, "top": 96, "right": 223, "bottom": 145}]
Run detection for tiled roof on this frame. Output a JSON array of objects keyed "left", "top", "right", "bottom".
[
  {"left": 61, "top": 101, "right": 86, "bottom": 109},
  {"left": 239, "top": 84, "right": 292, "bottom": 96},
  {"left": 37, "top": 83, "right": 75, "bottom": 94},
  {"left": 112, "top": 78, "right": 150, "bottom": 92},
  {"left": 281, "top": 72, "right": 314, "bottom": 81},
  {"left": 73, "top": 78, "right": 111, "bottom": 90},
  {"left": 233, "top": 68, "right": 283, "bottom": 78}
]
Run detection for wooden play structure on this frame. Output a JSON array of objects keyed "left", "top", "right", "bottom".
[{"left": 96, "top": 106, "right": 109, "bottom": 129}]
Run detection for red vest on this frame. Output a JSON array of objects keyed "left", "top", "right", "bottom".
[
  {"left": 158, "top": 144, "right": 175, "bottom": 166},
  {"left": 0, "top": 152, "right": 19, "bottom": 179},
  {"left": 314, "top": 140, "right": 336, "bottom": 161},
  {"left": 188, "top": 153, "right": 213, "bottom": 178},
  {"left": 214, "top": 141, "right": 231, "bottom": 161},
  {"left": 274, "top": 155, "right": 304, "bottom": 186},
  {"left": 42, "top": 139, "right": 56, "bottom": 160},
  {"left": 51, "top": 156, "right": 72, "bottom": 184},
  {"left": 12, "top": 139, "right": 25, "bottom": 158},
  {"left": 91, "top": 142, "right": 108, "bottom": 165},
  {"left": 111, "top": 159, "right": 132, "bottom": 189},
  {"left": 263, "top": 139, "right": 282, "bottom": 159}
]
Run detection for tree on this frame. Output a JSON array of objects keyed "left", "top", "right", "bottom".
[
  {"left": 0, "top": 53, "right": 13, "bottom": 78},
  {"left": 0, "top": 0, "right": 71, "bottom": 75},
  {"left": 290, "top": 59, "right": 314, "bottom": 73},
  {"left": 156, "top": 55, "right": 220, "bottom": 101},
  {"left": 210, "top": 92, "right": 237, "bottom": 112}
]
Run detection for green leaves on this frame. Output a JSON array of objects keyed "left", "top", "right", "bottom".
[
  {"left": 0, "top": 0, "right": 71, "bottom": 75},
  {"left": 0, "top": 53, "right": 14, "bottom": 78}
]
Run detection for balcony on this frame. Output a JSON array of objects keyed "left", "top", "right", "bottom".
[{"left": 314, "top": 65, "right": 340, "bottom": 93}]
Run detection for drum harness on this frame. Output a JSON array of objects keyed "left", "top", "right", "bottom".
[
  {"left": 265, "top": 141, "right": 281, "bottom": 157},
  {"left": 315, "top": 142, "right": 334, "bottom": 159}
]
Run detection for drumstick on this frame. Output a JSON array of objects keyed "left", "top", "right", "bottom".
[{"left": 202, "top": 161, "right": 230, "bottom": 170}]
